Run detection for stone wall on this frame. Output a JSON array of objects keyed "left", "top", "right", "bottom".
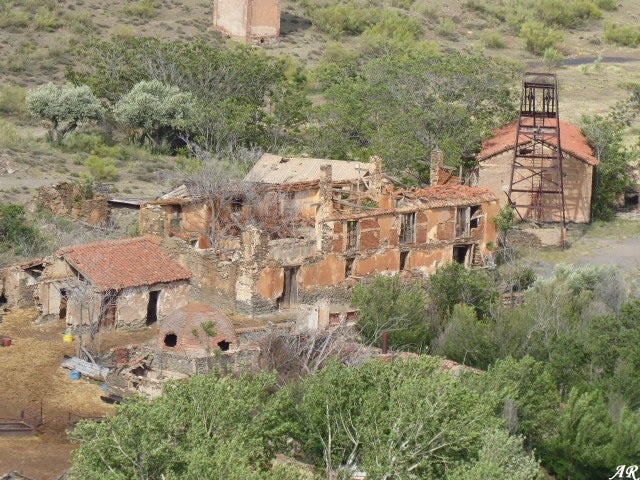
[
  {"left": 34, "top": 182, "right": 110, "bottom": 226},
  {"left": 155, "top": 346, "right": 261, "bottom": 376}
]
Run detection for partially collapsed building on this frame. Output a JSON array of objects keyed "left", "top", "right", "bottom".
[
  {"left": 139, "top": 154, "right": 500, "bottom": 315},
  {"left": 35, "top": 237, "right": 192, "bottom": 328}
]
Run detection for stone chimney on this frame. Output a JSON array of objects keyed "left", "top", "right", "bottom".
[
  {"left": 368, "top": 156, "right": 384, "bottom": 199},
  {"left": 430, "top": 148, "right": 444, "bottom": 186},
  {"left": 316, "top": 165, "right": 334, "bottom": 252}
]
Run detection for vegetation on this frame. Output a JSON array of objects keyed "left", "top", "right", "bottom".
[
  {"left": 0, "top": 204, "right": 46, "bottom": 256},
  {"left": 27, "top": 83, "right": 104, "bottom": 143},
  {"left": 70, "top": 358, "right": 546, "bottom": 479}
]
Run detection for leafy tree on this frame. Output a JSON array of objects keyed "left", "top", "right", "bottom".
[
  {"left": 0, "top": 204, "right": 46, "bottom": 256},
  {"left": 306, "top": 50, "right": 518, "bottom": 180},
  {"left": 581, "top": 114, "right": 635, "bottom": 220},
  {"left": 113, "top": 79, "right": 195, "bottom": 147},
  {"left": 352, "top": 274, "right": 429, "bottom": 350},
  {"left": 427, "top": 262, "right": 497, "bottom": 321},
  {"left": 445, "top": 429, "right": 544, "bottom": 480},
  {"left": 27, "top": 83, "right": 104, "bottom": 143},
  {"left": 519, "top": 21, "right": 564, "bottom": 55}
]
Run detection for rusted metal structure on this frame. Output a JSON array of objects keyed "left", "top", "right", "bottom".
[{"left": 508, "top": 72, "right": 566, "bottom": 228}]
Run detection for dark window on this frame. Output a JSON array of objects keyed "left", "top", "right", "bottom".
[
  {"left": 345, "top": 256, "right": 355, "bottom": 277},
  {"left": 625, "top": 192, "right": 639, "bottom": 208},
  {"left": 346, "top": 221, "right": 358, "bottom": 249},
  {"left": 470, "top": 205, "right": 482, "bottom": 229},
  {"left": 456, "top": 207, "right": 470, "bottom": 237},
  {"left": 164, "top": 333, "right": 177, "bottom": 347},
  {"left": 217, "top": 340, "right": 231, "bottom": 351},
  {"left": 400, "top": 251, "right": 409, "bottom": 270},
  {"left": 230, "top": 197, "right": 244, "bottom": 212},
  {"left": 147, "top": 290, "right": 160, "bottom": 325},
  {"left": 400, "top": 213, "right": 416, "bottom": 244}
]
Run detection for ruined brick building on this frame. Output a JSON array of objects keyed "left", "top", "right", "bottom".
[
  {"left": 34, "top": 237, "right": 192, "bottom": 328},
  {"left": 139, "top": 154, "right": 499, "bottom": 315},
  {"left": 213, "top": 0, "right": 280, "bottom": 44},
  {"left": 474, "top": 120, "right": 598, "bottom": 223}
]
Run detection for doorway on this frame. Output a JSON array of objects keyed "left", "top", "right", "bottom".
[
  {"left": 147, "top": 290, "right": 160, "bottom": 325},
  {"left": 278, "top": 267, "right": 299, "bottom": 309},
  {"left": 59, "top": 288, "right": 67, "bottom": 320},
  {"left": 453, "top": 245, "right": 472, "bottom": 265}
]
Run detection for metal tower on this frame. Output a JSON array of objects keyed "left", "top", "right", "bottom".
[{"left": 508, "top": 72, "right": 566, "bottom": 227}]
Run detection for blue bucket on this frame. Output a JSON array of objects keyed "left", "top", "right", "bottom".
[{"left": 70, "top": 369, "right": 81, "bottom": 380}]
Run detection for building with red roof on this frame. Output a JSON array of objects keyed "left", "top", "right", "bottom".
[
  {"left": 475, "top": 119, "right": 598, "bottom": 223},
  {"left": 35, "top": 237, "right": 192, "bottom": 329}
]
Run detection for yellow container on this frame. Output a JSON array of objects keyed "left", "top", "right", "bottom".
[{"left": 63, "top": 333, "right": 74, "bottom": 343}]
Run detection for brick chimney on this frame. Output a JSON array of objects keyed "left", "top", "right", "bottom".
[
  {"left": 316, "top": 165, "right": 334, "bottom": 252},
  {"left": 430, "top": 148, "right": 444, "bottom": 186}
]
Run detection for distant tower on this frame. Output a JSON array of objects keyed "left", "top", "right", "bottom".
[
  {"left": 508, "top": 72, "right": 566, "bottom": 227},
  {"left": 213, "top": 0, "right": 281, "bottom": 44}
]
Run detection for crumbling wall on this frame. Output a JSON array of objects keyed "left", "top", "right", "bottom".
[
  {"left": 139, "top": 204, "right": 165, "bottom": 236},
  {"left": 2, "top": 266, "right": 38, "bottom": 308},
  {"left": 34, "top": 182, "right": 110, "bottom": 226},
  {"left": 115, "top": 281, "right": 190, "bottom": 328},
  {"left": 156, "top": 347, "right": 261, "bottom": 376}
]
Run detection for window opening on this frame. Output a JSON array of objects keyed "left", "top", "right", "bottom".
[
  {"left": 400, "top": 213, "right": 416, "bottom": 244},
  {"left": 400, "top": 251, "right": 409, "bottom": 270},
  {"left": 146, "top": 290, "right": 160, "bottom": 325},
  {"left": 164, "top": 333, "right": 177, "bottom": 347},
  {"left": 217, "top": 340, "right": 231, "bottom": 351},
  {"left": 346, "top": 220, "right": 358, "bottom": 249}
]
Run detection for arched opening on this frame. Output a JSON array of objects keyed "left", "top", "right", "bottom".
[
  {"left": 164, "top": 333, "right": 177, "bottom": 348},
  {"left": 217, "top": 340, "right": 230, "bottom": 351}
]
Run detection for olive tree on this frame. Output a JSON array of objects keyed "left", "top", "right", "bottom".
[
  {"left": 27, "top": 83, "right": 104, "bottom": 143},
  {"left": 113, "top": 79, "right": 195, "bottom": 147}
]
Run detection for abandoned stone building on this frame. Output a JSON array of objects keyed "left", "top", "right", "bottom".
[
  {"left": 475, "top": 119, "right": 598, "bottom": 223},
  {"left": 140, "top": 155, "right": 499, "bottom": 315},
  {"left": 213, "top": 0, "right": 280, "bottom": 43},
  {"left": 34, "top": 237, "right": 192, "bottom": 328}
]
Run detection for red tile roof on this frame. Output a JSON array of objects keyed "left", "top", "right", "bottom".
[
  {"left": 408, "top": 184, "right": 498, "bottom": 207},
  {"left": 477, "top": 120, "right": 598, "bottom": 166},
  {"left": 57, "top": 237, "right": 192, "bottom": 291}
]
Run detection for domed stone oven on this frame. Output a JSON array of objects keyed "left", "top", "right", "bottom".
[{"left": 158, "top": 303, "right": 238, "bottom": 355}]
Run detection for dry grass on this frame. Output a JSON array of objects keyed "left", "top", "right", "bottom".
[{"left": 0, "top": 308, "right": 114, "bottom": 479}]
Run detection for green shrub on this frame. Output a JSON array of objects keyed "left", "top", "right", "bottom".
[
  {"left": 121, "top": 0, "right": 159, "bottom": 19},
  {"left": 594, "top": 0, "right": 618, "bottom": 10},
  {"left": 543, "top": 46, "right": 565, "bottom": 68},
  {"left": 84, "top": 155, "right": 119, "bottom": 181},
  {"left": 0, "top": 204, "right": 47, "bottom": 256},
  {"left": 0, "top": 10, "right": 29, "bottom": 29},
  {"left": 604, "top": 22, "right": 640, "bottom": 47},
  {"left": 520, "top": 20, "right": 564, "bottom": 55},
  {"left": 0, "top": 84, "right": 27, "bottom": 115},
  {"left": 33, "top": 7, "right": 60, "bottom": 31},
  {"left": 480, "top": 31, "right": 507, "bottom": 49},
  {"left": 0, "top": 120, "right": 24, "bottom": 149},
  {"left": 60, "top": 133, "right": 105, "bottom": 153},
  {"left": 536, "top": 0, "right": 601, "bottom": 28},
  {"left": 437, "top": 17, "right": 459, "bottom": 40},
  {"left": 310, "top": 4, "right": 380, "bottom": 37}
]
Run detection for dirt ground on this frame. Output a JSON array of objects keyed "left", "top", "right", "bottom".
[{"left": 0, "top": 309, "right": 114, "bottom": 479}]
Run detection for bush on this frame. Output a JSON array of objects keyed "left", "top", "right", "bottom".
[
  {"left": 520, "top": 20, "right": 564, "bottom": 55},
  {"left": 594, "top": 0, "right": 618, "bottom": 10},
  {"left": 480, "top": 31, "right": 507, "bottom": 49},
  {"left": 0, "top": 120, "right": 24, "bottom": 149},
  {"left": 604, "top": 22, "right": 640, "bottom": 47},
  {"left": 352, "top": 275, "right": 430, "bottom": 351},
  {"left": 0, "top": 204, "right": 46, "bottom": 256},
  {"left": 536, "top": 0, "right": 601, "bottom": 28},
  {"left": 33, "top": 7, "right": 60, "bottom": 31},
  {"left": 84, "top": 155, "right": 119, "bottom": 181},
  {"left": 0, "top": 10, "right": 29, "bottom": 29},
  {"left": 121, "top": 0, "right": 159, "bottom": 19},
  {"left": 543, "top": 47, "right": 565, "bottom": 69},
  {"left": 0, "top": 84, "right": 27, "bottom": 115},
  {"left": 310, "top": 5, "right": 380, "bottom": 37}
]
